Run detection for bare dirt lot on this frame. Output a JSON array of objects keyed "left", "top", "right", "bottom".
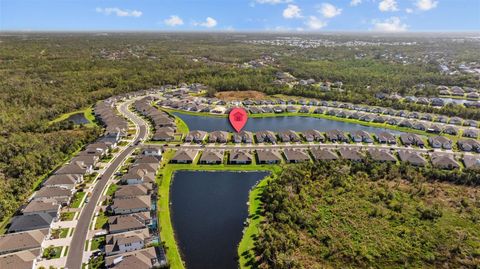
[{"left": 215, "top": 90, "right": 266, "bottom": 101}]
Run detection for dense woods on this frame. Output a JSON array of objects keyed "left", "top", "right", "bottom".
[
  {"left": 255, "top": 161, "right": 480, "bottom": 268},
  {"left": 0, "top": 33, "right": 479, "bottom": 225}
]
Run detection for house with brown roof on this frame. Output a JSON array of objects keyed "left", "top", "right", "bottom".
[
  {"left": 184, "top": 130, "right": 206, "bottom": 143},
  {"left": 33, "top": 186, "right": 74, "bottom": 206},
  {"left": 152, "top": 128, "right": 175, "bottom": 141},
  {"left": 111, "top": 196, "right": 151, "bottom": 215},
  {"left": 302, "top": 129, "right": 324, "bottom": 142},
  {"left": 278, "top": 130, "right": 300, "bottom": 142},
  {"left": 0, "top": 249, "right": 40, "bottom": 269},
  {"left": 208, "top": 131, "right": 229, "bottom": 143},
  {"left": 338, "top": 148, "right": 363, "bottom": 161},
  {"left": 463, "top": 155, "right": 480, "bottom": 170},
  {"left": 367, "top": 149, "right": 397, "bottom": 162},
  {"left": 0, "top": 229, "right": 48, "bottom": 255},
  {"left": 71, "top": 155, "right": 99, "bottom": 169},
  {"left": 430, "top": 153, "right": 460, "bottom": 170},
  {"left": 170, "top": 149, "right": 199, "bottom": 164},
  {"left": 120, "top": 169, "right": 155, "bottom": 185},
  {"left": 115, "top": 184, "right": 152, "bottom": 199},
  {"left": 199, "top": 150, "right": 224, "bottom": 164},
  {"left": 43, "top": 174, "right": 80, "bottom": 189},
  {"left": 376, "top": 132, "right": 396, "bottom": 144},
  {"left": 105, "top": 247, "right": 164, "bottom": 269},
  {"left": 232, "top": 131, "right": 254, "bottom": 143},
  {"left": 428, "top": 136, "right": 452, "bottom": 149},
  {"left": 283, "top": 149, "right": 310, "bottom": 163},
  {"left": 255, "top": 131, "right": 277, "bottom": 143},
  {"left": 105, "top": 228, "right": 151, "bottom": 256},
  {"left": 397, "top": 150, "right": 427, "bottom": 166},
  {"left": 54, "top": 161, "right": 92, "bottom": 176},
  {"left": 229, "top": 150, "right": 252, "bottom": 164},
  {"left": 256, "top": 150, "right": 282, "bottom": 164},
  {"left": 351, "top": 130, "right": 373, "bottom": 143},
  {"left": 310, "top": 148, "right": 338, "bottom": 161},
  {"left": 108, "top": 213, "right": 151, "bottom": 234}
]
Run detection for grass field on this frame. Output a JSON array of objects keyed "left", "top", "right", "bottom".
[
  {"left": 48, "top": 106, "right": 97, "bottom": 128},
  {"left": 70, "top": 191, "right": 86, "bottom": 208}
]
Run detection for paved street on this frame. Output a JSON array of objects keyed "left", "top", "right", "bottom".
[{"left": 65, "top": 100, "right": 148, "bottom": 269}]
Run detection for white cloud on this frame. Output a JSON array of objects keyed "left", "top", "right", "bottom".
[
  {"left": 405, "top": 8, "right": 414, "bottom": 13},
  {"left": 305, "top": 16, "right": 327, "bottom": 30},
  {"left": 283, "top": 4, "right": 302, "bottom": 19},
  {"left": 372, "top": 17, "right": 407, "bottom": 32},
  {"left": 255, "top": 0, "right": 292, "bottom": 4},
  {"left": 95, "top": 7, "right": 142, "bottom": 17},
  {"left": 164, "top": 15, "right": 184, "bottom": 26},
  {"left": 319, "top": 3, "right": 342, "bottom": 18},
  {"left": 194, "top": 17, "right": 218, "bottom": 28},
  {"left": 378, "top": 0, "right": 399, "bottom": 12},
  {"left": 416, "top": 0, "right": 438, "bottom": 11},
  {"left": 350, "top": 0, "right": 362, "bottom": 7}
]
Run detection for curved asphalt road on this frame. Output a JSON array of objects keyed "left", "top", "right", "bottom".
[{"left": 65, "top": 100, "right": 148, "bottom": 269}]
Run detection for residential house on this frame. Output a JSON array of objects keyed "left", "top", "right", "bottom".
[
  {"left": 208, "top": 131, "right": 229, "bottom": 143},
  {"left": 377, "top": 132, "right": 396, "bottom": 144},
  {"left": 302, "top": 129, "right": 324, "bottom": 142},
  {"left": 105, "top": 228, "right": 151, "bottom": 256},
  {"left": 283, "top": 149, "right": 310, "bottom": 163},
  {"left": 367, "top": 149, "right": 397, "bottom": 162},
  {"left": 278, "top": 130, "right": 300, "bottom": 142},
  {"left": 7, "top": 213, "right": 56, "bottom": 233},
  {"left": 141, "top": 147, "right": 162, "bottom": 158},
  {"left": 22, "top": 200, "right": 60, "bottom": 216},
  {"left": 43, "top": 174, "right": 80, "bottom": 189},
  {"left": 229, "top": 150, "right": 253, "bottom": 164},
  {"left": 397, "top": 150, "right": 427, "bottom": 166},
  {"left": 105, "top": 247, "right": 164, "bottom": 269},
  {"left": 0, "top": 229, "right": 48, "bottom": 255},
  {"left": 463, "top": 129, "right": 478, "bottom": 138},
  {"left": 325, "top": 130, "right": 349, "bottom": 143},
  {"left": 184, "top": 130, "right": 208, "bottom": 143},
  {"left": 430, "top": 153, "right": 460, "bottom": 170},
  {"left": 55, "top": 161, "right": 92, "bottom": 177},
  {"left": 443, "top": 126, "right": 459, "bottom": 135},
  {"left": 338, "top": 148, "right": 363, "bottom": 161},
  {"left": 457, "top": 139, "right": 480, "bottom": 152},
  {"left": 256, "top": 150, "right": 282, "bottom": 164},
  {"left": 170, "top": 150, "right": 199, "bottom": 164},
  {"left": 351, "top": 130, "right": 373, "bottom": 143},
  {"left": 111, "top": 196, "right": 151, "bottom": 215},
  {"left": 199, "top": 150, "right": 224, "bottom": 164},
  {"left": 232, "top": 131, "right": 254, "bottom": 143},
  {"left": 108, "top": 213, "right": 151, "bottom": 234},
  {"left": 255, "top": 131, "right": 277, "bottom": 143},
  {"left": 463, "top": 155, "right": 480, "bottom": 170},
  {"left": 120, "top": 169, "right": 155, "bottom": 185},
  {"left": 310, "top": 148, "right": 338, "bottom": 161},
  {"left": 400, "top": 133, "right": 425, "bottom": 147},
  {"left": 428, "top": 136, "right": 453, "bottom": 149},
  {"left": 0, "top": 249, "right": 40, "bottom": 269},
  {"left": 33, "top": 186, "right": 74, "bottom": 206},
  {"left": 115, "top": 184, "right": 152, "bottom": 199}
]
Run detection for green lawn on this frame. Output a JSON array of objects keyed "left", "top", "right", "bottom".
[
  {"left": 95, "top": 211, "right": 109, "bottom": 230},
  {"left": 60, "top": 212, "right": 76, "bottom": 221},
  {"left": 90, "top": 236, "right": 106, "bottom": 251},
  {"left": 51, "top": 228, "right": 70, "bottom": 239},
  {"left": 106, "top": 184, "right": 118, "bottom": 196},
  {"left": 157, "top": 149, "right": 279, "bottom": 269},
  {"left": 48, "top": 106, "right": 97, "bottom": 128},
  {"left": 84, "top": 172, "right": 99, "bottom": 184},
  {"left": 70, "top": 192, "right": 86, "bottom": 208},
  {"left": 42, "top": 246, "right": 63, "bottom": 260}
]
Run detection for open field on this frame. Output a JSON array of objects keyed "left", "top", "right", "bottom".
[{"left": 216, "top": 90, "right": 267, "bottom": 101}]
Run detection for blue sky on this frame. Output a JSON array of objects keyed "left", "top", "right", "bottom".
[{"left": 1, "top": 0, "right": 479, "bottom": 32}]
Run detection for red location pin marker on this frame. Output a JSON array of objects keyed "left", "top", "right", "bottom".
[{"left": 229, "top": 107, "right": 248, "bottom": 133}]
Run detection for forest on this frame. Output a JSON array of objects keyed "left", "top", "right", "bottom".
[
  {"left": 0, "top": 32, "right": 479, "bottom": 225},
  {"left": 255, "top": 161, "right": 480, "bottom": 268}
]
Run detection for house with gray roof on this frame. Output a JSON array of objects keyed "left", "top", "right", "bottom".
[
  {"left": 457, "top": 139, "right": 480, "bottom": 152},
  {"left": 208, "top": 131, "right": 229, "bottom": 143},
  {"left": 443, "top": 126, "right": 458, "bottom": 135},
  {"left": 278, "top": 130, "right": 300, "bottom": 142},
  {"left": 105, "top": 247, "right": 164, "bottom": 269},
  {"left": 377, "top": 132, "right": 396, "bottom": 144},
  {"left": 184, "top": 130, "right": 207, "bottom": 143},
  {"left": 256, "top": 150, "right": 282, "bottom": 164},
  {"left": 397, "top": 150, "right": 427, "bottom": 166},
  {"left": 463, "top": 156, "right": 480, "bottom": 170},
  {"left": 325, "top": 130, "right": 349, "bottom": 143},
  {"left": 255, "top": 131, "right": 277, "bottom": 143},
  {"left": 351, "top": 130, "right": 373, "bottom": 143},
  {"left": 199, "top": 150, "right": 224, "bottom": 164},
  {"left": 229, "top": 150, "right": 252, "bottom": 164},
  {"left": 232, "top": 131, "right": 254, "bottom": 143},
  {"left": 43, "top": 174, "right": 80, "bottom": 189},
  {"left": 463, "top": 129, "right": 478, "bottom": 138},
  {"left": 170, "top": 149, "right": 199, "bottom": 164},
  {"left": 115, "top": 184, "right": 152, "bottom": 199},
  {"left": 400, "top": 133, "right": 425, "bottom": 147},
  {"left": 302, "top": 129, "right": 324, "bottom": 142},
  {"left": 0, "top": 249, "right": 40, "bottom": 269},
  {"left": 111, "top": 196, "right": 151, "bottom": 215},
  {"left": 105, "top": 228, "right": 151, "bottom": 257},
  {"left": 367, "top": 149, "right": 397, "bottom": 162},
  {"left": 108, "top": 213, "right": 151, "bottom": 234},
  {"left": 310, "top": 148, "right": 338, "bottom": 161},
  {"left": 33, "top": 186, "right": 74, "bottom": 206},
  {"left": 8, "top": 212, "right": 56, "bottom": 233},
  {"left": 22, "top": 199, "right": 60, "bottom": 216},
  {"left": 338, "top": 148, "right": 363, "bottom": 161},
  {"left": 428, "top": 136, "right": 453, "bottom": 149},
  {"left": 430, "top": 153, "right": 460, "bottom": 170},
  {"left": 283, "top": 149, "right": 310, "bottom": 163}
]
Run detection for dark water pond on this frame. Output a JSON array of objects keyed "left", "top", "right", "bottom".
[
  {"left": 66, "top": 112, "right": 89, "bottom": 124},
  {"left": 170, "top": 171, "right": 269, "bottom": 269},
  {"left": 174, "top": 112, "right": 405, "bottom": 135}
]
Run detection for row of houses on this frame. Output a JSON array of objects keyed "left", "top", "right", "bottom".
[
  {"left": 0, "top": 99, "right": 129, "bottom": 268},
  {"left": 170, "top": 148, "right": 480, "bottom": 170},
  {"left": 103, "top": 148, "right": 167, "bottom": 269},
  {"left": 134, "top": 97, "right": 177, "bottom": 141},
  {"left": 157, "top": 94, "right": 480, "bottom": 128}
]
